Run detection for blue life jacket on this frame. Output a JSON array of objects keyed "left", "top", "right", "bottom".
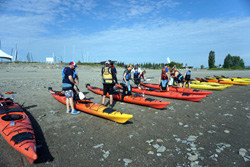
[
  {"left": 123, "top": 70, "right": 131, "bottom": 81},
  {"left": 62, "top": 67, "right": 77, "bottom": 80},
  {"left": 186, "top": 71, "right": 191, "bottom": 75},
  {"left": 134, "top": 70, "right": 140, "bottom": 79}
]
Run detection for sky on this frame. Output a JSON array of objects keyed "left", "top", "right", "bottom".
[{"left": 0, "top": 0, "right": 250, "bottom": 67}]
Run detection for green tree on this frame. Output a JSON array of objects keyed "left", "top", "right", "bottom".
[
  {"left": 223, "top": 54, "right": 245, "bottom": 69},
  {"left": 223, "top": 54, "right": 232, "bottom": 68},
  {"left": 239, "top": 58, "right": 245, "bottom": 68},
  {"left": 201, "top": 65, "right": 204, "bottom": 69},
  {"left": 169, "top": 61, "right": 183, "bottom": 69},
  {"left": 208, "top": 51, "right": 215, "bottom": 69}
]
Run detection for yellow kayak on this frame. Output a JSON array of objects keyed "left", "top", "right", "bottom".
[
  {"left": 191, "top": 80, "right": 233, "bottom": 88},
  {"left": 182, "top": 83, "right": 228, "bottom": 90},
  {"left": 206, "top": 77, "right": 250, "bottom": 85}
]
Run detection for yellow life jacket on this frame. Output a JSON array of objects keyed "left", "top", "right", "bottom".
[{"left": 102, "top": 67, "right": 113, "bottom": 84}]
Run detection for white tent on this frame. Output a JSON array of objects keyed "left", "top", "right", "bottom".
[{"left": 0, "top": 49, "right": 13, "bottom": 60}]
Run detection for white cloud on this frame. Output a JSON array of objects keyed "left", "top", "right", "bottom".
[{"left": 1, "top": 0, "right": 250, "bottom": 66}]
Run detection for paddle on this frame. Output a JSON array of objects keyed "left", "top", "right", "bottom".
[{"left": 75, "top": 86, "right": 85, "bottom": 100}]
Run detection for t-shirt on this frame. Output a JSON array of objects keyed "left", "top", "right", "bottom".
[{"left": 62, "top": 67, "right": 74, "bottom": 87}]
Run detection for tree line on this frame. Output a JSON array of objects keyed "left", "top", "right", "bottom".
[
  {"left": 208, "top": 51, "right": 245, "bottom": 69},
  {"left": 116, "top": 62, "right": 183, "bottom": 69}
]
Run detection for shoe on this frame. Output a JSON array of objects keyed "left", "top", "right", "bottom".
[
  {"left": 110, "top": 104, "right": 114, "bottom": 108},
  {"left": 66, "top": 109, "right": 72, "bottom": 113},
  {"left": 120, "top": 102, "right": 125, "bottom": 104},
  {"left": 71, "top": 110, "right": 80, "bottom": 114}
]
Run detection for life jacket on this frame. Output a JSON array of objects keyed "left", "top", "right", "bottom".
[
  {"left": 186, "top": 71, "right": 191, "bottom": 75},
  {"left": 62, "top": 67, "right": 77, "bottom": 80},
  {"left": 161, "top": 68, "right": 168, "bottom": 80},
  {"left": 123, "top": 70, "right": 131, "bottom": 81},
  {"left": 62, "top": 67, "right": 66, "bottom": 79},
  {"left": 102, "top": 67, "right": 113, "bottom": 84},
  {"left": 134, "top": 69, "right": 140, "bottom": 79}
]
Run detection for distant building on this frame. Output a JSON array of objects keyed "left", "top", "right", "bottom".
[{"left": 46, "top": 57, "right": 54, "bottom": 63}]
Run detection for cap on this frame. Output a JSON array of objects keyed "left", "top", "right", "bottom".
[
  {"left": 69, "top": 61, "right": 77, "bottom": 67},
  {"left": 105, "top": 61, "right": 110, "bottom": 64}
]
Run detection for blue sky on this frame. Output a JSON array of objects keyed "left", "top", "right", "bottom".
[{"left": 0, "top": 0, "right": 250, "bottom": 67}]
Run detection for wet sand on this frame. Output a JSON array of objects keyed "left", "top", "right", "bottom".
[{"left": 0, "top": 63, "right": 250, "bottom": 167}]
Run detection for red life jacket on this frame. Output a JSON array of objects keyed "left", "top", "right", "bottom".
[{"left": 161, "top": 68, "right": 168, "bottom": 80}]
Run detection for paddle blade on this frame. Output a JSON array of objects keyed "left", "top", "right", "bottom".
[{"left": 79, "top": 92, "right": 85, "bottom": 100}]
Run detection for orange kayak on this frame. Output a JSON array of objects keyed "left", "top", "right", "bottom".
[
  {"left": 140, "top": 83, "right": 212, "bottom": 96},
  {"left": 115, "top": 85, "right": 206, "bottom": 102},
  {"left": 49, "top": 88, "right": 133, "bottom": 123},
  {"left": 87, "top": 84, "right": 170, "bottom": 109},
  {"left": 0, "top": 97, "right": 37, "bottom": 163}
]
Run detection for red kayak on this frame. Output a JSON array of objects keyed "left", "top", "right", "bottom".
[
  {"left": 0, "top": 96, "right": 37, "bottom": 163},
  {"left": 140, "top": 82, "right": 212, "bottom": 96},
  {"left": 86, "top": 84, "right": 170, "bottom": 109},
  {"left": 115, "top": 85, "right": 206, "bottom": 102}
]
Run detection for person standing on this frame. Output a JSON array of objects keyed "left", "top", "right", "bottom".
[
  {"left": 110, "top": 61, "right": 117, "bottom": 76},
  {"left": 121, "top": 64, "right": 134, "bottom": 103},
  {"left": 183, "top": 70, "right": 191, "bottom": 88},
  {"left": 101, "top": 61, "right": 118, "bottom": 108},
  {"left": 62, "top": 62, "right": 80, "bottom": 114},
  {"left": 173, "top": 69, "right": 184, "bottom": 87},
  {"left": 132, "top": 65, "right": 142, "bottom": 88},
  {"left": 159, "top": 64, "right": 169, "bottom": 91}
]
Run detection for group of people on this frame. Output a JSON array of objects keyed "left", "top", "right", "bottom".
[
  {"left": 61, "top": 61, "right": 191, "bottom": 113},
  {"left": 101, "top": 61, "right": 146, "bottom": 107},
  {"left": 159, "top": 64, "right": 191, "bottom": 91}
]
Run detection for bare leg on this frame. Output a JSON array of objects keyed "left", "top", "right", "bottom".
[
  {"left": 102, "top": 95, "right": 105, "bottom": 105},
  {"left": 66, "top": 98, "right": 70, "bottom": 111},
  {"left": 110, "top": 95, "right": 113, "bottom": 106},
  {"left": 188, "top": 81, "right": 190, "bottom": 88},
  {"left": 69, "top": 97, "right": 75, "bottom": 111}
]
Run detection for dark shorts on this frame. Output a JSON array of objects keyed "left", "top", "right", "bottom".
[
  {"left": 134, "top": 78, "right": 141, "bottom": 85},
  {"left": 177, "top": 76, "right": 184, "bottom": 83},
  {"left": 185, "top": 75, "right": 191, "bottom": 81},
  {"left": 103, "top": 84, "right": 114, "bottom": 95}
]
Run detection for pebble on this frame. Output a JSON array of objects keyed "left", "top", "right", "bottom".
[
  {"left": 243, "top": 156, "right": 250, "bottom": 162},
  {"left": 187, "top": 135, "right": 197, "bottom": 142},
  {"left": 175, "top": 138, "right": 181, "bottom": 142},
  {"left": 148, "top": 151, "right": 154, "bottom": 155},
  {"left": 224, "top": 130, "right": 230, "bottom": 133},
  {"left": 223, "top": 114, "right": 233, "bottom": 117},
  {"left": 156, "top": 139, "right": 163, "bottom": 143},
  {"left": 103, "top": 151, "right": 110, "bottom": 159},
  {"left": 153, "top": 144, "right": 160, "bottom": 149},
  {"left": 239, "top": 148, "right": 247, "bottom": 157},
  {"left": 146, "top": 139, "right": 154, "bottom": 144},
  {"left": 188, "top": 155, "right": 198, "bottom": 161},
  {"left": 208, "top": 130, "right": 216, "bottom": 134},
  {"left": 123, "top": 158, "right": 132, "bottom": 166},
  {"left": 93, "top": 143, "right": 104, "bottom": 149},
  {"left": 184, "top": 125, "right": 189, "bottom": 128},
  {"left": 157, "top": 146, "right": 166, "bottom": 152},
  {"left": 178, "top": 122, "right": 183, "bottom": 126},
  {"left": 157, "top": 153, "right": 162, "bottom": 156},
  {"left": 216, "top": 149, "right": 221, "bottom": 153}
]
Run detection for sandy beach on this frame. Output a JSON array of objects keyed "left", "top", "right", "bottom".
[{"left": 0, "top": 63, "right": 250, "bottom": 167}]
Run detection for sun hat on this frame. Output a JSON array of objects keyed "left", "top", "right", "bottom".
[{"left": 105, "top": 61, "right": 110, "bottom": 64}]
